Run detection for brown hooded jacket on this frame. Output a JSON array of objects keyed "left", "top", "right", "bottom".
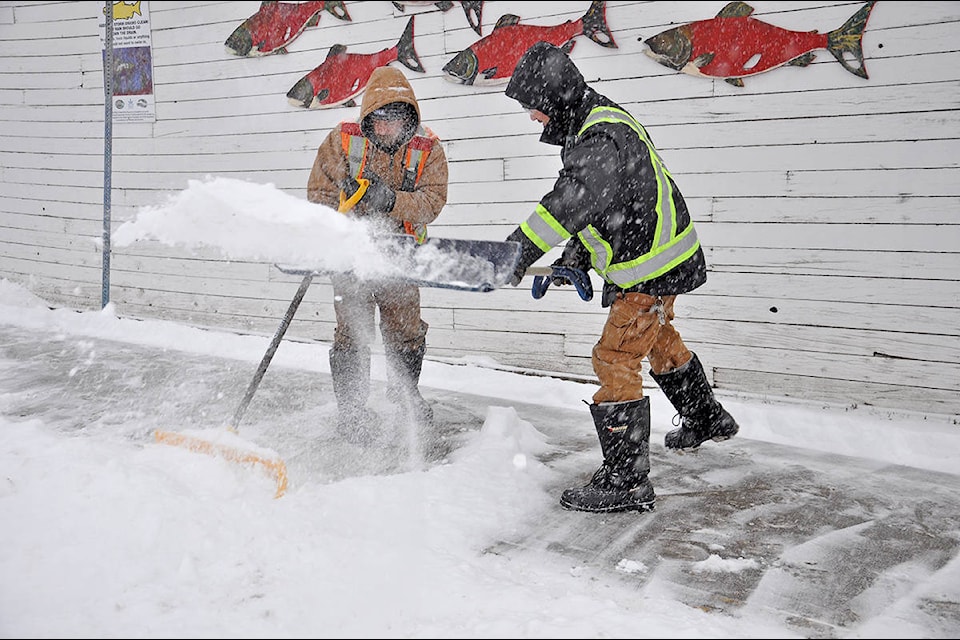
[{"left": 306, "top": 66, "right": 448, "bottom": 231}]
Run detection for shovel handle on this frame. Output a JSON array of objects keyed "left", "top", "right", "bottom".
[
  {"left": 231, "top": 273, "right": 314, "bottom": 429},
  {"left": 338, "top": 178, "right": 370, "bottom": 213},
  {"left": 529, "top": 266, "right": 593, "bottom": 302}
]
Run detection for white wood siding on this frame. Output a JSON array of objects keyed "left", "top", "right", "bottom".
[{"left": 1, "top": 1, "right": 958, "bottom": 419}]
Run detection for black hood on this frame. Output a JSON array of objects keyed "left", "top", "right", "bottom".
[{"left": 505, "top": 42, "right": 589, "bottom": 146}]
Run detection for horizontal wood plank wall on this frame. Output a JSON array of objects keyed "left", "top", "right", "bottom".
[{"left": 1, "top": 1, "right": 958, "bottom": 419}]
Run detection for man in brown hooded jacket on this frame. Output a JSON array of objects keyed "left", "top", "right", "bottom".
[{"left": 307, "top": 66, "right": 448, "bottom": 442}]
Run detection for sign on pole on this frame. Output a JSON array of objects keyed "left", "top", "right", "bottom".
[{"left": 98, "top": 1, "right": 156, "bottom": 123}]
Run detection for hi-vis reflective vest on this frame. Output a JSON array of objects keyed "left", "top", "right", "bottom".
[
  {"left": 519, "top": 106, "right": 701, "bottom": 288},
  {"left": 340, "top": 122, "right": 435, "bottom": 243}
]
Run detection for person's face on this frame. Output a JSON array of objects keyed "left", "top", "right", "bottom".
[
  {"left": 371, "top": 117, "right": 406, "bottom": 146},
  {"left": 522, "top": 105, "right": 550, "bottom": 125},
  {"left": 528, "top": 109, "right": 550, "bottom": 125}
]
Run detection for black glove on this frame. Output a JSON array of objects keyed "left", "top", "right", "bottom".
[
  {"left": 508, "top": 261, "right": 526, "bottom": 287},
  {"left": 505, "top": 228, "right": 544, "bottom": 287},
  {"left": 352, "top": 173, "right": 396, "bottom": 214}
]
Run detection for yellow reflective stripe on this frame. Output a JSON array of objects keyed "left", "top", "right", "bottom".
[
  {"left": 404, "top": 220, "right": 428, "bottom": 243},
  {"left": 404, "top": 147, "right": 425, "bottom": 190},
  {"left": 343, "top": 129, "right": 434, "bottom": 242},
  {"left": 579, "top": 108, "right": 668, "bottom": 170},
  {"left": 407, "top": 148, "right": 424, "bottom": 168},
  {"left": 345, "top": 134, "right": 367, "bottom": 179},
  {"left": 606, "top": 224, "right": 701, "bottom": 287},
  {"left": 578, "top": 226, "right": 612, "bottom": 275},
  {"left": 580, "top": 107, "right": 679, "bottom": 245},
  {"left": 577, "top": 106, "right": 696, "bottom": 286},
  {"left": 521, "top": 203, "right": 571, "bottom": 252}
]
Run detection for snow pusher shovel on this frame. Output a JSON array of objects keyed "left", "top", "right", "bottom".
[
  {"left": 152, "top": 182, "right": 369, "bottom": 496},
  {"left": 276, "top": 236, "right": 523, "bottom": 292},
  {"left": 155, "top": 180, "right": 521, "bottom": 496},
  {"left": 278, "top": 177, "right": 524, "bottom": 292},
  {"left": 153, "top": 273, "right": 312, "bottom": 498}
]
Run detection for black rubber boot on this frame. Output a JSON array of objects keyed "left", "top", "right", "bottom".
[
  {"left": 385, "top": 342, "right": 434, "bottom": 427},
  {"left": 329, "top": 345, "right": 378, "bottom": 443},
  {"left": 651, "top": 352, "right": 739, "bottom": 451},
  {"left": 560, "top": 397, "right": 656, "bottom": 513}
]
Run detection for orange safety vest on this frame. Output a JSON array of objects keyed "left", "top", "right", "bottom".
[{"left": 340, "top": 122, "right": 435, "bottom": 243}]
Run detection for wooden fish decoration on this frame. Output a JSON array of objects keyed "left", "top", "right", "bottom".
[
  {"left": 286, "top": 16, "right": 424, "bottom": 109},
  {"left": 442, "top": 0, "right": 616, "bottom": 86},
  {"left": 392, "top": 1, "right": 484, "bottom": 36},
  {"left": 641, "top": 1, "right": 876, "bottom": 87},
  {"left": 225, "top": 0, "right": 351, "bottom": 57}
]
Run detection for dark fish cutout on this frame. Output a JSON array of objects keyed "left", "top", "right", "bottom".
[{"left": 392, "top": 1, "right": 484, "bottom": 36}]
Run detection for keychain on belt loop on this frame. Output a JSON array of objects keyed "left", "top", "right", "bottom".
[{"left": 651, "top": 296, "right": 666, "bottom": 326}]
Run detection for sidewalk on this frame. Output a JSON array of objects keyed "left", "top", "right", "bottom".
[{"left": 2, "top": 321, "right": 959, "bottom": 638}]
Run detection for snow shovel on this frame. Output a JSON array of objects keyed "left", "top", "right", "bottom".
[
  {"left": 153, "top": 274, "right": 313, "bottom": 498},
  {"left": 279, "top": 178, "right": 523, "bottom": 292},
  {"left": 152, "top": 181, "right": 370, "bottom": 497}
]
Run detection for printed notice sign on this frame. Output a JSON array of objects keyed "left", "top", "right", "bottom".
[{"left": 98, "top": 1, "right": 155, "bottom": 123}]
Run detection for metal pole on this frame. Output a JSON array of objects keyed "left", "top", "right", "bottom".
[{"left": 102, "top": 2, "right": 114, "bottom": 309}]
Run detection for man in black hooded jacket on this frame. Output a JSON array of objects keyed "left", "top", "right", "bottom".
[{"left": 503, "top": 42, "right": 739, "bottom": 513}]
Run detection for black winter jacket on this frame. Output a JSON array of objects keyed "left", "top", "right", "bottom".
[{"left": 505, "top": 42, "right": 707, "bottom": 307}]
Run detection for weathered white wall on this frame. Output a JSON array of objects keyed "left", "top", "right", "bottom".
[{"left": 1, "top": 1, "right": 958, "bottom": 419}]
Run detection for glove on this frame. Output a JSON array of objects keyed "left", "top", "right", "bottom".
[
  {"left": 350, "top": 173, "right": 396, "bottom": 214},
  {"left": 508, "top": 262, "right": 526, "bottom": 287},
  {"left": 505, "top": 228, "right": 543, "bottom": 287}
]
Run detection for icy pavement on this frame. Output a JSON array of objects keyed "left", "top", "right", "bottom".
[{"left": 1, "top": 322, "right": 958, "bottom": 638}]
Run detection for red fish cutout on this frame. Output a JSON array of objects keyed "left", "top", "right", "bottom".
[
  {"left": 392, "top": 1, "right": 484, "bottom": 36},
  {"left": 225, "top": 1, "right": 351, "bottom": 57},
  {"left": 286, "top": 16, "right": 424, "bottom": 109},
  {"left": 642, "top": 1, "right": 876, "bottom": 87},
  {"left": 442, "top": 0, "right": 616, "bottom": 86}
]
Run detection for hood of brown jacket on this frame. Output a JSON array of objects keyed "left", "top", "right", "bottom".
[{"left": 359, "top": 66, "right": 421, "bottom": 124}]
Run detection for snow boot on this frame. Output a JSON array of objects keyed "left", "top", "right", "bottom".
[
  {"left": 651, "top": 352, "right": 739, "bottom": 451},
  {"left": 385, "top": 342, "right": 434, "bottom": 427},
  {"left": 560, "top": 397, "right": 656, "bottom": 513},
  {"left": 329, "top": 345, "right": 378, "bottom": 443}
]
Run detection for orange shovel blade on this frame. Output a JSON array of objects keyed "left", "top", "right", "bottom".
[{"left": 154, "top": 429, "right": 288, "bottom": 498}]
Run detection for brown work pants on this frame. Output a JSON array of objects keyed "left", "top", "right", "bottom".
[
  {"left": 331, "top": 275, "right": 427, "bottom": 351},
  {"left": 592, "top": 293, "right": 692, "bottom": 404}
]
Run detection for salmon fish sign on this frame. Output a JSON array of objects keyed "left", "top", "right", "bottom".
[
  {"left": 392, "top": 1, "right": 484, "bottom": 36},
  {"left": 225, "top": 1, "right": 351, "bottom": 57},
  {"left": 286, "top": 16, "right": 424, "bottom": 109},
  {"left": 442, "top": 0, "right": 616, "bottom": 86},
  {"left": 641, "top": 1, "right": 877, "bottom": 87}
]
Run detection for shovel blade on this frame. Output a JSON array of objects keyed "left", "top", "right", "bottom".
[{"left": 154, "top": 429, "right": 288, "bottom": 498}]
